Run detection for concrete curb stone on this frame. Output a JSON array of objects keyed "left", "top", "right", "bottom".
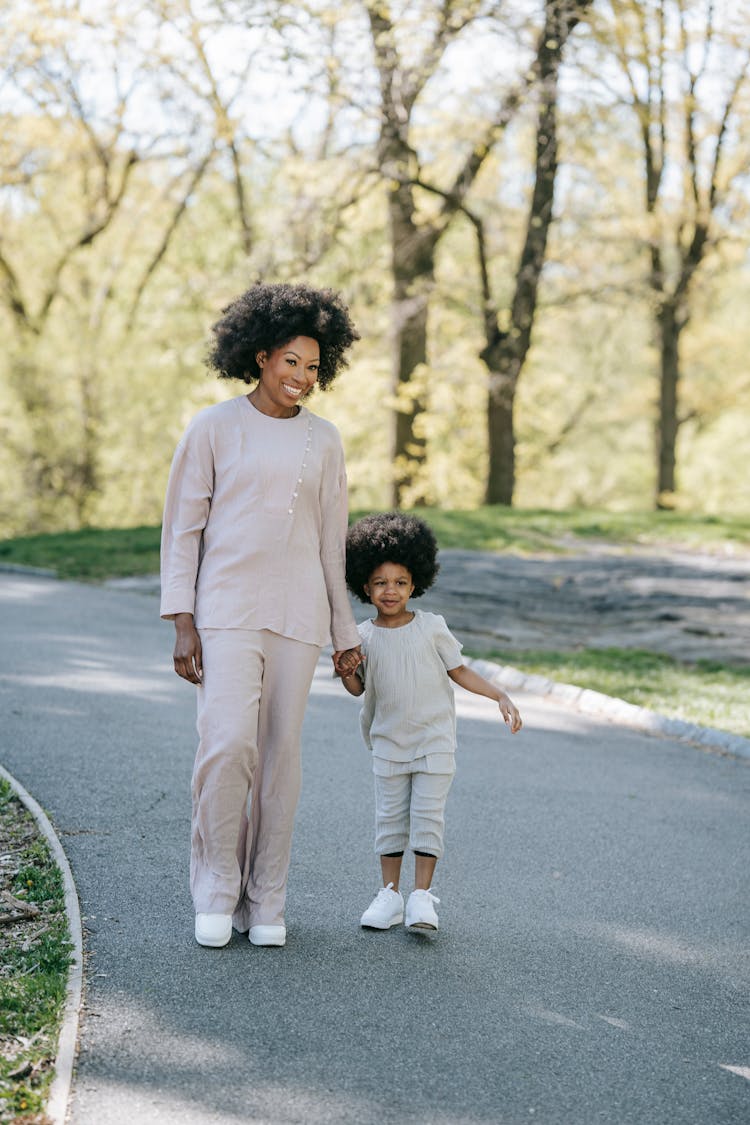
[{"left": 467, "top": 657, "right": 750, "bottom": 761}]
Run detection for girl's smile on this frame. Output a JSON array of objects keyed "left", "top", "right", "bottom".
[{"left": 365, "top": 562, "right": 415, "bottom": 627}]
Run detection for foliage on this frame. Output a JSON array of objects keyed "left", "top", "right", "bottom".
[
  {"left": 0, "top": 1, "right": 749, "bottom": 536},
  {"left": 0, "top": 780, "right": 72, "bottom": 1122}
]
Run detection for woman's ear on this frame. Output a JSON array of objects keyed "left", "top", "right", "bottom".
[{"left": 256, "top": 351, "right": 266, "bottom": 369}]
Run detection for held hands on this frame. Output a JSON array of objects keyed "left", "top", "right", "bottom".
[
  {"left": 332, "top": 645, "right": 364, "bottom": 677},
  {"left": 173, "top": 613, "right": 203, "bottom": 684},
  {"left": 498, "top": 691, "right": 523, "bottom": 734}
]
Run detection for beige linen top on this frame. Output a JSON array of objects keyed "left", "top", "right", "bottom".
[
  {"left": 160, "top": 394, "right": 360, "bottom": 651},
  {"left": 356, "top": 610, "right": 464, "bottom": 772}
]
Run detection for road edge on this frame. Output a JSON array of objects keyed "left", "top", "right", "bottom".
[
  {"left": 0, "top": 763, "right": 84, "bottom": 1124},
  {"left": 466, "top": 657, "right": 750, "bottom": 761}
]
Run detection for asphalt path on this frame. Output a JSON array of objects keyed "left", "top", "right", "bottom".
[{"left": 1, "top": 573, "right": 748, "bottom": 1124}]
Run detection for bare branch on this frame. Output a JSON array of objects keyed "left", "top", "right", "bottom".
[
  {"left": 708, "top": 56, "right": 750, "bottom": 210},
  {"left": 127, "top": 151, "right": 214, "bottom": 329},
  {"left": 36, "top": 150, "right": 139, "bottom": 327},
  {"left": 0, "top": 245, "right": 33, "bottom": 332}
]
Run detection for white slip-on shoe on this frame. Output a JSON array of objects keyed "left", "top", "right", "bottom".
[
  {"left": 404, "top": 889, "right": 440, "bottom": 932},
  {"left": 248, "top": 924, "right": 286, "bottom": 946},
  {"left": 360, "top": 882, "right": 404, "bottom": 929},
  {"left": 195, "top": 913, "right": 233, "bottom": 947}
]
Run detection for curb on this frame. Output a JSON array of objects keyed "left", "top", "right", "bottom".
[
  {"left": 0, "top": 764, "right": 83, "bottom": 1124},
  {"left": 466, "top": 657, "right": 750, "bottom": 761},
  {"left": 0, "top": 563, "right": 58, "bottom": 577}
]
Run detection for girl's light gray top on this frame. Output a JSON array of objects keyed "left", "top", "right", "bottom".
[
  {"left": 357, "top": 609, "right": 464, "bottom": 766},
  {"left": 160, "top": 394, "right": 360, "bottom": 651}
]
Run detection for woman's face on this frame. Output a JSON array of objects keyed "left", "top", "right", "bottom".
[{"left": 256, "top": 336, "right": 320, "bottom": 413}]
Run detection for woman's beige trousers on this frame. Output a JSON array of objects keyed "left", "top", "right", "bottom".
[{"left": 191, "top": 628, "right": 320, "bottom": 931}]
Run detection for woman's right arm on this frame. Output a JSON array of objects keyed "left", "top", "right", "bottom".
[
  {"left": 173, "top": 612, "right": 203, "bottom": 684},
  {"left": 160, "top": 418, "right": 214, "bottom": 683},
  {"left": 160, "top": 417, "right": 214, "bottom": 623}
]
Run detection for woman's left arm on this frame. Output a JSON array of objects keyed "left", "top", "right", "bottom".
[{"left": 319, "top": 432, "right": 362, "bottom": 656}]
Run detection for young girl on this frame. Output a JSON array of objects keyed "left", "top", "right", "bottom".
[{"left": 338, "top": 512, "right": 522, "bottom": 934}]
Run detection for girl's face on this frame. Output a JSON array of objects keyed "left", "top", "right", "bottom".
[
  {"left": 364, "top": 562, "right": 415, "bottom": 620},
  {"left": 254, "top": 335, "right": 320, "bottom": 416}
]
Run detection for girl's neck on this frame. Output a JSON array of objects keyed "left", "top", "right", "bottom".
[{"left": 373, "top": 609, "right": 415, "bottom": 629}]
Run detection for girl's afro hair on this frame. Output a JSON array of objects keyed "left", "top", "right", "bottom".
[
  {"left": 346, "top": 512, "right": 439, "bottom": 603},
  {"left": 207, "top": 281, "right": 360, "bottom": 389}
]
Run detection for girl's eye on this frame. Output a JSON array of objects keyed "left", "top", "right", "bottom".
[{"left": 287, "top": 358, "right": 297, "bottom": 366}]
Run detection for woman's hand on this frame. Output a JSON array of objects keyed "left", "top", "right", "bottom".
[
  {"left": 173, "top": 613, "right": 203, "bottom": 684},
  {"left": 332, "top": 645, "right": 364, "bottom": 677}
]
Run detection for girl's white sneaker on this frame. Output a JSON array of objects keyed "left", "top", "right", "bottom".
[
  {"left": 405, "top": 889, "right": 440, "bottom": 932},
  {"left": 360, "top": 883, "right": 404, "bottom": 929},
  {"left": 248, "top": 924, "right": 286, "bottom": 946},
  {"left": 195, "top": 913, "right": 232, "bottom": 947}
]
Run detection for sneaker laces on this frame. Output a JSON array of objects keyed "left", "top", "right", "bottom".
[
  {"left": 376, "top": 882, "right": 398, "bottom": 899},
  {"left": 412, "top": 889, "right": 440, "bottom": 905}
]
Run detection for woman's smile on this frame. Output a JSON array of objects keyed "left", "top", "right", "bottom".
[{"left": 250, "top": 335, "right": 320, "bottom": 417}]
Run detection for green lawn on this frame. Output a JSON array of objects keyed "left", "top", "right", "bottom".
[
  {"left": 1, "top": 508, "right": 748, "bottom": 580},
  {"left": 403, "top": 506, "right": 750, "bottom": 555},
  {"left": 475, "top": 647, "right": 750, "bottom": 739},
  {"left": 0, "top": 524, "right": 162, "bottom": 580}
]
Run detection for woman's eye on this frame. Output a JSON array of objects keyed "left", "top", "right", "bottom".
[{"left": 287, "top": 358, "right": 297, "bottom": 366}]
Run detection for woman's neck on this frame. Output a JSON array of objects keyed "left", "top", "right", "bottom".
[{"left": 246, "top": 388, "right": 299, "bottom": 419}]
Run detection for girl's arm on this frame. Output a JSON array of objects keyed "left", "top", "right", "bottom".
[
  {"left": 338, "top": 667, "right": 365, "bottom": 697},
  {"left": 447, "top": 664, "right": 522, "bottom": 733}
]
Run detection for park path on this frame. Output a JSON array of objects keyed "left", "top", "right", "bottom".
[{"left": 0, "top": 571, "right": 748, "bottom": 1124}]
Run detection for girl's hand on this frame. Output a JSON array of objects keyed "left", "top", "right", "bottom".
[
  {"left": 499, "top": 693, "right": 522, "bottom": 733},
  {"left": 173, "top": 613, "right": 203, "bottom": 684},
  {"left": 333, "top": 645, "right": 364, "bottom": 677}
]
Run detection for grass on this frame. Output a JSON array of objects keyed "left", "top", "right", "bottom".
[
  {"left": 0, "top": 524, "right": 162, "bottom": 581},
  {"left": 475, "top": 646, "right": 750, "bottom": 739},
  {"left": 402, "top": 507, "right": 750, "bottom": 556},
  {"left": 1, "top": 508, "right": 748, "bottom": 581},
  {"left": 0, "top": 780, "right": 73, "bottom": 1124}
]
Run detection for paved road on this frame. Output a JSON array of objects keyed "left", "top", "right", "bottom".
[{"left": 1, "top": 573, "right": 748, "bottom": 1124}]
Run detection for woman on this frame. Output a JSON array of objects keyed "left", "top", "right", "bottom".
[{"left": 160, "top": 282, "right": 363, "bottom": 948}]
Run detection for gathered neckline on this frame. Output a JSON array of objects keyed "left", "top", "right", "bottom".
[
  {"left": 370, "top": 611, "right": 417, "bottom": 631},
  {"left": 242, "top": 395, "right": 307, "bottom": 422}
]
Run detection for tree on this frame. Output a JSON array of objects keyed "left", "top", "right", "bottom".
[
  {"left": 473, "top": 0, "right": 593, "bottom": 504},
  {"left": 594, "top": 0, "right": 750, "bottom": 507},
  {"left": 364, "top": 0, "right": 537, "bottom": 505}
]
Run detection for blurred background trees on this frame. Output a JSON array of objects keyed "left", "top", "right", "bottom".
[{"left": 1, "top": 0, "right": 748, "bottom": 536}]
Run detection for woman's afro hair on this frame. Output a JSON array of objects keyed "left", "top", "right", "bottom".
[
  {"left": 346, "top": 512, "right": 439, "bottom": 603},
  {"left": 207, "top": 281, "right": 360, "bottom": 389}
]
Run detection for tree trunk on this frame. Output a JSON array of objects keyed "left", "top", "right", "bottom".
[
  {"left": 656, "top": 301, "right": 681, "bottom": 507},
  {"left": 484, "top": 0, "right": 577, "bottom": 504},
  {"left": 389, "top": 194, "right": 435, "bottom": 505},
  {"left": 484, "top": 342, "right": 518, "bottom": 505}
]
